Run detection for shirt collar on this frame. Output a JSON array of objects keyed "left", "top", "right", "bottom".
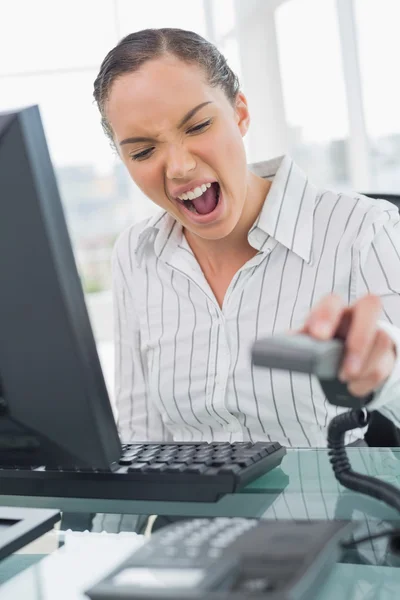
[
  {"left": 248, "top": 155, "right": 318, "bottom": 264},
  {"left": 136, "top": 210, "right": 179, "bottom": 266},
  {"left": 136, "top": 154, "right": 318, "bottom": 266}
]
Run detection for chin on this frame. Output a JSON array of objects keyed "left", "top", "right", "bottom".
[{"left": 189, "top": 218, "right": 238, "bottom": 241}]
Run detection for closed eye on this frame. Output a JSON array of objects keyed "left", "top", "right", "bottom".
[
  {"left": 130, "top": 147, "right": 154, "bottom": 161},
  {"left": 186, "top": 119, "right": 212, "bottom": 134}
]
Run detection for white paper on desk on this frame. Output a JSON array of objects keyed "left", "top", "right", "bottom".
[
  {"left": 0, "top": 533, "right": 146, "bottom": 600},
  {"left": 62, "top": 529, "right": 144, "bottom": 552}
]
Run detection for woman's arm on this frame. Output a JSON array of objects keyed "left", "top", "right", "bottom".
[
  {"left": 112, "top": 246, "right": 171, "bottom": 443},
  {"left": 300, "top": 203, "right": 400, "bottom": 425},
  {"left": 353, "top": 208, "right": 400, "bottom": 423}
]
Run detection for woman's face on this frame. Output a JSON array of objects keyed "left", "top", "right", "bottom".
[{"left": 106, "top": 54, "right": 250, "bottom": 240}]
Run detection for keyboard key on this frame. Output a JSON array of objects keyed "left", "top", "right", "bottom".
[
  {"left": 232, "top": 458, "right": 254, "bottom": 468},
  {"left": 192, "top": 457, "right": 212, "bottom": 465},
  {"left": 123, "top": 444, "right": 143, "bottom": 453},
  {"left": 174, "top": 457, "right": 192, "bottom": 465},
  {"left": 127, "top": 462, "right": 149, "bottom": 472},
  {"left": 194, "top": 452, "right": 213, "bottom": 460},
  {"left": 164, "top": 464, "right": 187, "bottom": 473},
  {"left": 123, "top": 451, "right": 141, "bottom": 459},
  {"left": 212, "top": 452, "right": 233, "bottom": 461},
  {"left": 219, "top": 465, "right": 241, "bottom": 475},
  {"left": 235, "top": 451, "right": 260, "bottom": 460},
  {"left": 138, "top": 453, "right": 159, "bottom": 461},
  {"left": 250, "top": 448, "right": 269, "bottom": 458},
  {"left": 211, "top": 460, "right": 227, "bottom": 467},
  {"left": 119, "top": 457, "right": 134, "bottom": 466},
  {"left": 145, "top": 464, "right": 167, "bottom": 472},
  {"left": 233, "top": 452, "right": 255, "bottom": 461},
  {"left": 186, "top": 465, "right": 208, "bottom": 474},
  {"left": 156, "top": 451, "right": 178, "bottom": 460},
  {"left": 178, "top": 450, "right": 196, "bottom": 458}
]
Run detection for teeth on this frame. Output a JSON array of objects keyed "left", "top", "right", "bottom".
[
  {"left": 193, "top": 186, "right": 203, "bottom": 198},
  {"left": 178, "top": 182, "right": 212, "bottom": 201}
]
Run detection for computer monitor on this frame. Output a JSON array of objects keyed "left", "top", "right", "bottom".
[{"left": 0, "top": 105, "right": 122, "bottom": 470}]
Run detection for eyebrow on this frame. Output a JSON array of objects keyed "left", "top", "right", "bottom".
[{"left": 119, "top": 101, "right": 213, "bottom": 146}]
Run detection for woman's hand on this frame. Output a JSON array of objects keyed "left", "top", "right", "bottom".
[{"left": 300, "top": 294, "right": 396, "bottom": 397}]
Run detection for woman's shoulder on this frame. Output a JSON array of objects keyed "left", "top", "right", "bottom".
[{"left": 316, "top": 189, "right": 398, "bottom": 234}]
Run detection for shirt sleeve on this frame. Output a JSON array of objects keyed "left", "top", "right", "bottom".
[
  {"left": 352, "top": 207, "right": 400, "bottom": 425},
  {"left": 112, "top": 245, "right": 172, "bottom": 443}
]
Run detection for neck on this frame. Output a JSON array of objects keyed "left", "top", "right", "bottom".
[{"left": 184, "top": 172, "right": 271, "bottom": 275}]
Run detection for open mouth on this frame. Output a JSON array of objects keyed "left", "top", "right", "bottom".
[{"left": 176, "top": 182, "right": 221, "bottom": 216}]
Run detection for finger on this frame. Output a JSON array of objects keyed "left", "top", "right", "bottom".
[
  {"left": 333, "top": 309, "right": 353, "bottom": 340},
  {"left": 346, "top": 329, "right": 394, "bottom": 395},
  {"left": 302, "top": 294, "right": 345, "bottom": 339},
  {"left": 341, "top": 295, "right": 382, "bottom": 379}
]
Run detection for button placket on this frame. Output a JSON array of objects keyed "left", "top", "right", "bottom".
[
  {"left": 213, "top": 324, "right": 230, "bottom": 421},
  {"left": 213, "top": 319, "right": 242, "bottom": 433},
  {"left": 205, "top": 315, "right": 219, "bottom": 423},
  {"left": 226, "top": 422, "right": 241, "bottom": 433}
]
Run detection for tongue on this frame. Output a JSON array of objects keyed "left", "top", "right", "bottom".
[{"left": 192, "top": 184, "right": 218, "bottom": 215}]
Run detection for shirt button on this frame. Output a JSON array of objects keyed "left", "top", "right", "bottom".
[{"left": 226, "top": 422, "right": 240, "bottom": 433}]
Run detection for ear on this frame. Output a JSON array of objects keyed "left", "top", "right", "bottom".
[{"left": 234, "top": 92, "right": 250, "bottom": 137}]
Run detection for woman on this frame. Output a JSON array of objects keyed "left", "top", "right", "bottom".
[{"left": 93, "top": 28, "right": 400, "bottom": 447}]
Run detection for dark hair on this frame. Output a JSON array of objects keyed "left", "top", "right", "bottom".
[{"left": 93, "top": 28, "right": 240, "bottom": 143}]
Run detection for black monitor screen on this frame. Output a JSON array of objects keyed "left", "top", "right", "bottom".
[{"left": 0, "top": 105, "right": 121, "bottom": 469}]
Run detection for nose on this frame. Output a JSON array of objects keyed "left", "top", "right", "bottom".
[{"left": 165, "top": 143, "right": 196, "bottom": 180}]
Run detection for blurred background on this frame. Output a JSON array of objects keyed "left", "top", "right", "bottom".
[{"left": 1, "top": 0, "right": 399, "bottom": 399}]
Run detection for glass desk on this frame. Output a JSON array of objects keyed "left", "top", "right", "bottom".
[{"left": 0, "top": 448, "right": 399, "bottom": 599}]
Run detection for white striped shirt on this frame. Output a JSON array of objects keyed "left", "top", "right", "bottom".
[{"left": 113, "top": 155, "right": 400, "bottom": 447}]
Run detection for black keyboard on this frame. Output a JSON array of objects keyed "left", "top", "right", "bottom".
[{"left": 0, "top": 441, "right": 286, "bottom": 502}]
